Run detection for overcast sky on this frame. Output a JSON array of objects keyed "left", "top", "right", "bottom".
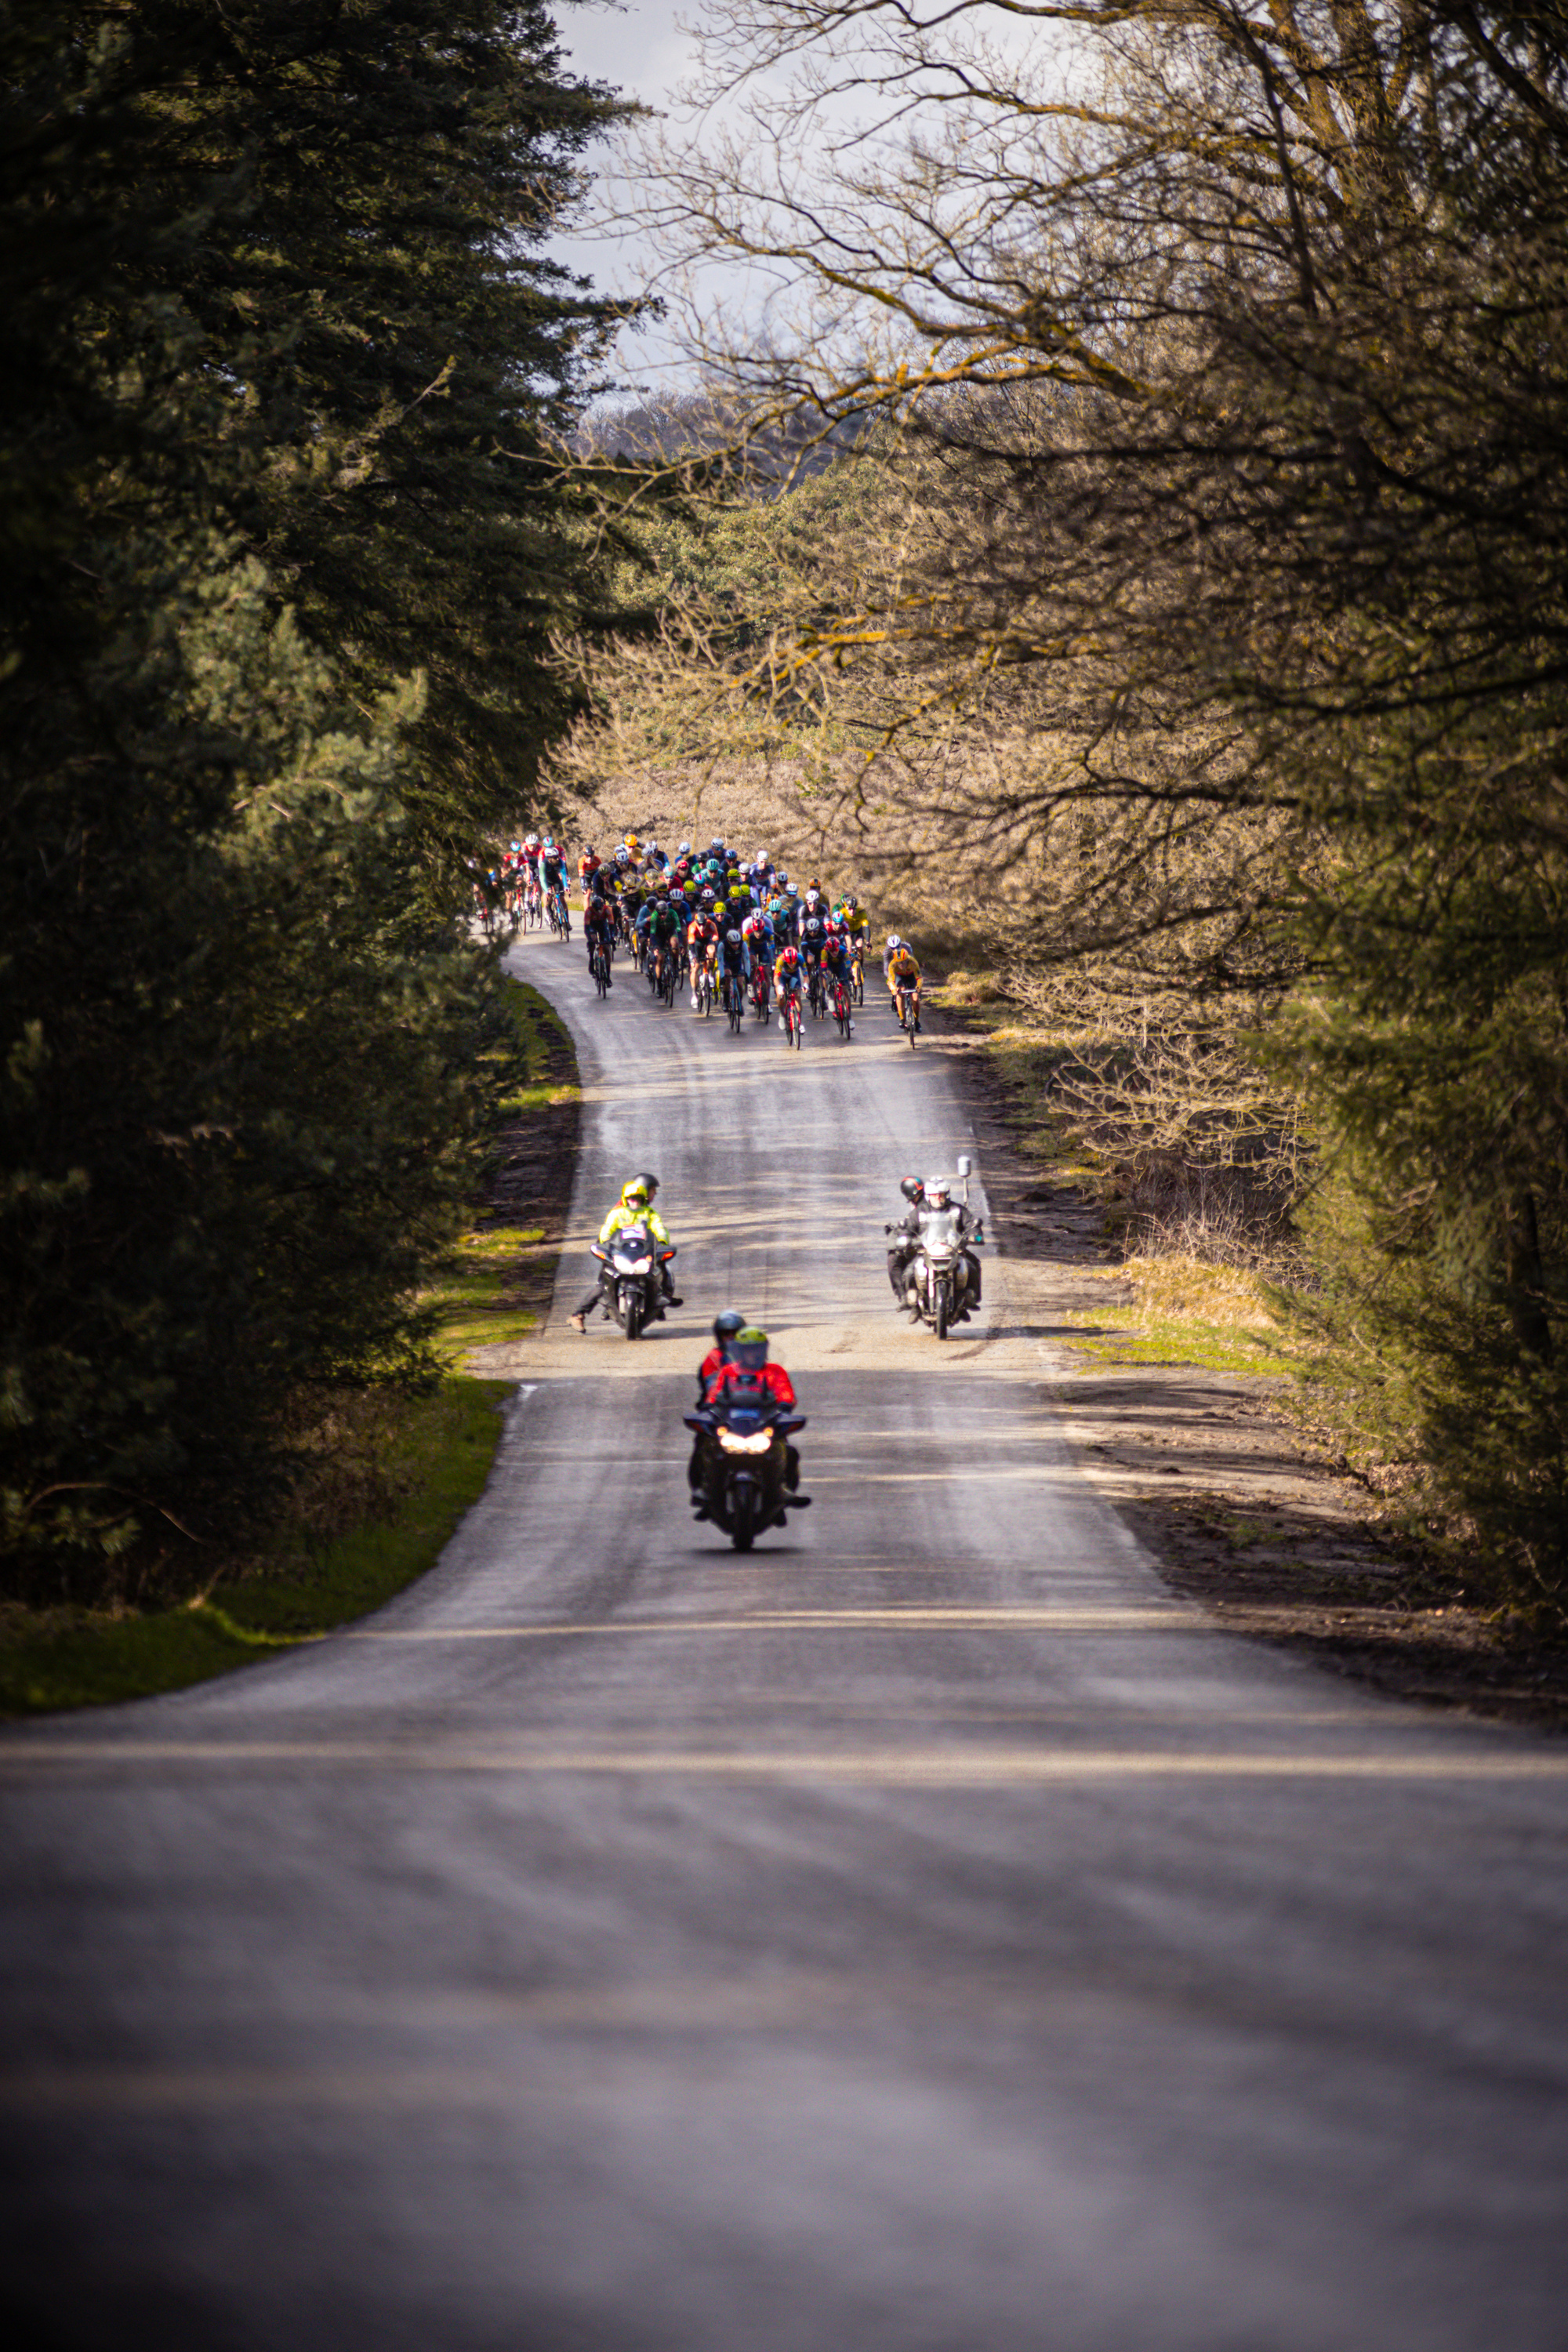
[{"left": 550, "top": 2, "right": 710, "bottom": 391}]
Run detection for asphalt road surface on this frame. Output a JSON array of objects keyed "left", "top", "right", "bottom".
[{"left": 3, "top": 930, "right": 1567, "bottom": 2352}]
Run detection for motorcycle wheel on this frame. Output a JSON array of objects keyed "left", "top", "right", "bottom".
[
  {"left": 935, "top": 1280, "right": 949, "bottom": 1340},
  {"left": 623, "top": 1291, "right": 643, "bottom": 1341},
  {"left": 729, "top": 1483, "right": 758, "bottom": 1552}
]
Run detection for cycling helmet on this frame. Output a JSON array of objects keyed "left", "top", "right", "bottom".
[
  {"left": 804, "top": 916, "right": 824, "bottom": 940},
  {"left": 678, "top": 841, "right": 691, "bottom": 855},
  {"left": 698, "top": 886, "right": 717, "bottom": 909},
  {"left": 525, "top": 833, "right": 539, "bottom": 848},
  {"left": 615, "top": 845, "right": 630, "bottom": 865},
  {"left": 887, "top": 932, "right": 901, "bottom": 948},
  {"left": 731, "top": 1327, "right": 770, "bottom": 1371},
  {"left": 726, "top": 928, "right": 742, "bottom": 945},
  {"left": 710, "top": 837, "right": 725, "bottom": 854},
  {"left": 786, "top": 883, "right": 800, "bottom": 899},
  {"left": 804, "top": 887, "right": 821, "bottom": 908},
  {"left": 626, "top": 834, "right": 641, "bottom": 853},
  {"left": 777, "top": 946, "right": 800, "bottom": 967},
  {"left": 713, "top": 1309, "right": 747, "bottom": 1346}
]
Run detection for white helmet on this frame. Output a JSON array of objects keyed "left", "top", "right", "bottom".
[{"left": 887, "top": 932, "right": 902, "bottom": 948}]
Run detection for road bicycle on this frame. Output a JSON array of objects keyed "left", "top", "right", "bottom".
[
  {"left": 590, "top": 939, "right": 612, "bottom": 998},
  {"left": 830, "top": 974, "right": 854, "bottom": 1039},
  {"left": 850, "top": 946, "right": 866, "bottom": 1007},
  {"left": 807, "top": 963, "right": 827, "bottom": 1022},
  {"left": 692, "top": 959, "right": 716, "bottom": 1018},
  {"left": 721, "top": 970, "right": 746, "bottom": 1033},
  {"left": 546, "top": 886, "right": 571, "bottom": 939},
  {"left": 750, "top": 960, "right": 771, "bottom": 1022},
  {"left": 779, "top": 987, "right": 803, "bottom": 1048},
  {"left": 523, "top": 879, "right": 543, "bottom": 931},
  {"left": 895, "top": 985, "right": 920, "bottom": 1047}
]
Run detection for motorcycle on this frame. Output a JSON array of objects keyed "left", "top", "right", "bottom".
[
  {"left": 889, "top": 1156, "right": 984, "bottom": 1341},
  {"left": 589, "top": 1221, "right": 675, "bottom": 1341},
  {"left": 684, "top": 1382, "right": 809, "bottom": 1551}
]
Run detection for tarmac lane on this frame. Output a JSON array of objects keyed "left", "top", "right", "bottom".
[{"left": 1, "top": 928, "right": 1566, "bottom": 2351}]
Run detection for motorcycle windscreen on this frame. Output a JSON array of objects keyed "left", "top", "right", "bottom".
[{"left": 920, "top": 1208, "right": 966, "bottom": 1252}]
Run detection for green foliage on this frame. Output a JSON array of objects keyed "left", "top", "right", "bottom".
[
  {"left": 1, "top": 3, "right": 633, "bottom": 1594},
  {"left": 0, "top": 1377, "right": 511, "bottom": 1711}
]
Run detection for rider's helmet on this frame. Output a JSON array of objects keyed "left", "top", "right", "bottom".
[
  {"left": 777, "top": 945, "right": 800, "bottom": 971},
  {"left": 776, "top": 871, "right": 789, "bottom": 887},
  {"left": 786, "top": 882, "right": 800, "bottom": 899},
  {"left": 626, "top": 833, "right": 641, "bottom": 854},
  {"left": 620, "top": 1178, "right": 652, "bottom": 1210},
  {"left": 615, "top": 845, "right": 630, "bottom": 866},
  {"left": 543, "top": 836, "right": 556, "bottom": 850},
  {"left": 925, "top": 1178, "right": 953, "bottom": 1208},
  {"left": 726, "top": 927, "right": 742, "bottom": 946},
  {"left": 887, "top": 932, "right": 902, "bottom": 949},
  {"left": 804, "top": 916, "right": 824, "bottom": 942},
  {"left": 525, "top": 832, "right": 540, "bottom": 848},
  {"left": 804, "top": 887, "right": 821, "bottom": 908},
  {"left": 731, "top": 1327, "right": 770, "bottom": 1371},
  {"left": 633, "top": 1171, "right": 660, "bottom": 1200},
  {"left": 713, "top": 1309, "right": 747, "bottom": 1348},
  {"left": 678, "top": 841, "right": 691, "bottom": 856},
  {"left": 899, "top": 1177, "right": 924, "bottom": 1203},
  {"left": 710, "top": 837, "right": 725, "bottom": 855},
  {"left": 698, "top": 885, "right": 717, "bottom": 909}
]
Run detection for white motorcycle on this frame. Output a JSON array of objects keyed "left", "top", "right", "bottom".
[{"left": 898, "top": 1156, "right": 984, "bottom": 1341}]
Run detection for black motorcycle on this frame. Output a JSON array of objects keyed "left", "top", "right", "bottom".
[
  {"left": 684, "top": 1381, "right": 808, "bottom": 1550},
  {"left": 589, "top": 1222, "right": 675, "bottom": 1341}
]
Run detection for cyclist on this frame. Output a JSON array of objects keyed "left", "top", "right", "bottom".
[
  {"left": 578, "top": 843, "right": 601, "bottom": 894},
  {"left": 886, "top": 935, "right": 922, "bottom": 1030},
  {"left": 717, "top": 924, "right": 751, "bottom": 1014},
  {"left": 773, "top": 942, "right": 804, "bottom": 1033},
  {"left": 646, "top": 891, "right": 684, "bottom": 989},
  {"left": 583, "top": 887, "right": 616, "bottom": 985},
  {"left": 688, "top": 906, "right": 721, "bottom": 1005},
  {"left": 819, "top": 923, "right": 855, "bottom": 1032},
  {"left": 568, "top": 1178, "right": 682, "bottom": 1330}
]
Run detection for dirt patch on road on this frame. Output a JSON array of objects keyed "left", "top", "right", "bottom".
[{"left": 931, "top": 1007, "right": 1568, "bottom": 1734}]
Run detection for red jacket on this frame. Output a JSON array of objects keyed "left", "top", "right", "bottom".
[{"left": 704, "top": 1360, "right": 797, "bottom": 1410}]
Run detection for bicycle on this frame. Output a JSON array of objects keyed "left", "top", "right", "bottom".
[
  {"left": 895, "top": 985, "right": 920, "bottom": 1047},
  {"left": 830, "top": 973, "right": 853, "bottom": 1039},
  {"left": 850, "top": 948, "right": 865, "bottom": 1007},
  {"left": 692, "top": 959, "right": 716, "bottom": 1018},
  {"left": 546, "top": 885, "right": 571, "bottom": 939},
  {"left": 807, "top": 963, "right": 827, "bottom": 1022},
  {"left": 590, "top": 938, "right": 612, "bottom": 997},
  {"left": 750, "top": 960, "right": 771, "bottom": 1023},
  {"left": 778, "top": 986, "right": 804, "bottom": 1048},
  {"left": 722, "top": 970, "right": 745, "bottom": 1033}
]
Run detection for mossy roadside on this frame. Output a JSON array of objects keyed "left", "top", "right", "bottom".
[
  {"left": 0, "top": 975, "right": 580, "bottom": 1719},
  {"left": 925, "top": 978, "right": 1568, "bottom": 1732}
]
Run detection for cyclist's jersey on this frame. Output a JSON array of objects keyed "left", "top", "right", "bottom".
[
  {"left": 719, "top": 938, "right": 747, "bottom": 975},
  {"left": 774, "top": 954, "right": 803, "bottom": 993},
  {"left": 583, "top": 897, "right": 615, "bottom": 935},
  {"left": 542, "top": 852, "right": 566, "bottom": 889},
  {"left": 649, "top": 902, "right": 683, "bottom": 943},
  {"left": 887, "top": 948, "right": 922, "bottom": 989},
  {"left": 821, "top": 935, "right": 852, "bottom": 976},
  {"left": 578, "top": 855, "right": 600, "bottom": 887},
  {"left": 688, "top": 915, "right": 720, "bottom": 950}
]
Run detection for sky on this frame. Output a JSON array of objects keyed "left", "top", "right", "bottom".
[{"left": 550, "top": 2, "right": 710, "bottom": 390}]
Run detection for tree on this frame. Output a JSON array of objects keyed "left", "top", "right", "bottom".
[
  {"left": 591, "top": 3, "right": 1568, "bottom": 1598},
  {"left": 1, "top": 2, "right": 640, "bottom": 1586}
]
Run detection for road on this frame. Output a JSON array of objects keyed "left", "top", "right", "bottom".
[{"left": 2, "top": 928, "right": 1566, "bottom": 2352}]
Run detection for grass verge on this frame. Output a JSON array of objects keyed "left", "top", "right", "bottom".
[
  {"left": 0, "top": 1379, "right": 511, "bottom": 1717},
  {"left": 1062, "top": 1256, "right": 1297, "bottom": 1377}
]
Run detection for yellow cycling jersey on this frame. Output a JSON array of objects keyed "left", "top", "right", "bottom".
[{"left": 887, "top": 949, "right": 921, "bottom": 987}]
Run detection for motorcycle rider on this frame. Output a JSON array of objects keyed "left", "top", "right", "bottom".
[
  {"left": 886, "top": 1173, "right": 982, "bottom": 1316},
  {"left": 692, "top": 1327, "right": 807, "bottom": 1519},
  {"left": 568, "top": 1177, "right": 682, "bottom": 1330}
]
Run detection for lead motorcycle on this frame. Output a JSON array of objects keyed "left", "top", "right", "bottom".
[
  {"left": 684, "top": 1381, "right": 809, "bottom": 1551},
  {"left": 588, "top": 1221, "right": 676, "bottom": 1341},
  {"left": 891, "top": 1155, "right": 985, "bottom": 1341}
]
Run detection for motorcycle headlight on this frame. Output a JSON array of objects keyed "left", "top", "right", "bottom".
[{"left": 717, "top": 1428, "right": 775, "bottom": 1456}]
